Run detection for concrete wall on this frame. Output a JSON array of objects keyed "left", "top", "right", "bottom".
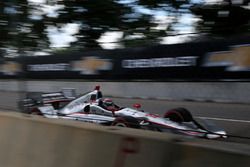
[
  {"left": 0, "top": 111, "right": 249, "bottom": 167},
  {"left": 0, "top": 111, "right": 168, "bottom": 167},
  {"left": 0, "top": 80, "right": 250, "bottom": 104}
]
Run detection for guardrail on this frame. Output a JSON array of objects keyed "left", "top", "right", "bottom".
[{"left": 0, "top": 111, "right": 249, "bottom": 167}]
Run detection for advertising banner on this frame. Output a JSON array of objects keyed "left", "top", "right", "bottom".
[{"left": 1, "top": 35, "right": 250, "bottom": 81}]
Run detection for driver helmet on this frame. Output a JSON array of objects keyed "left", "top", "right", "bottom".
[{"left": 103, "top": 98, "right": 114, "bottom": 107}]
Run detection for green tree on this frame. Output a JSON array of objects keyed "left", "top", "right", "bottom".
[
  {"left": 0, "top": 0, "right": 249, "bottom": 57},
  {"left": 190, "top": 0, "right": 250, "bottom": 38},
  {"left": 0, "top": 0, "right": 50, "bottom": 57}
]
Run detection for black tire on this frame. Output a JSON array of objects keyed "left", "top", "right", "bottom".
[
  {"left": 112, "top": 116, "right": 140, "bottom": 129},
  {"left": 30, "top": 107, "right": 43, "bottom": 115},
  {"left": 164, "top": 108, "right": 193, "bottom": 123}
]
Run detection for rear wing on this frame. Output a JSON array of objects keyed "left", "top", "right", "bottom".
[
  {"left": 41, "top": 88, "right": 76, "bottom": 104},
  {"left": 26, "top": 88, "right": 76, "bottom": 104},
  {"left": 19, "top": 88, "right": 76, "bottom": 111},
  {"left": 19, "top": 86, "right": 101, "bottom": 113}
]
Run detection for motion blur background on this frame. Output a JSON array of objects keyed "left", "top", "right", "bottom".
[
  {"left": 0, "top": 1, "right": 250, "bottom": 166},
  {"left": 0, "top": 0, "right": 249, "bottom": 103},
  {"left": 0, "top": 0, "right": 249, "bottom": 57},
  {"left": 0, "top": 0, "right": 250, "bottom": 91}
]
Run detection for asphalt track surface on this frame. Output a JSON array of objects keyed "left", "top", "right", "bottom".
[{"left": 1, "top": 91, "right": 250, "bottom": 144}]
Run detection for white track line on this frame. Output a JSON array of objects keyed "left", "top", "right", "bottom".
[{"left": 197, "top": 117, "right": 250, "bottom": 124}]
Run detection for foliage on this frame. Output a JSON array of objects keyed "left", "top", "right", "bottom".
[{"left": 0, "top": 0, "right": 249, "bottom": 57}]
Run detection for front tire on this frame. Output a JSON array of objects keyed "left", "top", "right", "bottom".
[{"left": 164, "top": 108, "right": 193, "bottom": 123}]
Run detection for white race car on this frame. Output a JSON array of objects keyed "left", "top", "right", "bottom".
[{"left": 29, "top": 86, "right": 227, "bottom": 139}]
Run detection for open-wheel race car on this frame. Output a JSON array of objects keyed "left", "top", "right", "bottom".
[{"left": 19, "top": 86, "right": 227, "bottom": 139}]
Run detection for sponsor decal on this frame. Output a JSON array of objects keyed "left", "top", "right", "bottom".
[
  {"left": 122, "top": 56, "right": 198, "bottom": 69},
  {"left": 0, "top": 61, "right": 22, "bottom": 75},
  {"left": 27, "top": 63, "right": 70, "bottom": 71},
  {"left": 203, "top": 44, "right": 250, "bottom": 71},
  {"left": 71, "top": 56, "right": 113, "bottom": 75}
]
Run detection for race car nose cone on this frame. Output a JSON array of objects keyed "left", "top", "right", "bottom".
[{"left": 206, "top": 131, "right": 227, "bottom": 139}]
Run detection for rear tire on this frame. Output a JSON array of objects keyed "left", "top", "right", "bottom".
[
  {"left": 164, "top": 108, "right": 193, "bottom": 123},
  {"left": 30, "top": 108, "right": 43, "bottom": 115},
  {"left": 112, "top": 116, "right": 140, "bottom": 129}
]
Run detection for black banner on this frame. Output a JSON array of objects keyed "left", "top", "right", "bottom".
[{"left": 1, "top": 35, "right": 250, "bottom": 81}]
